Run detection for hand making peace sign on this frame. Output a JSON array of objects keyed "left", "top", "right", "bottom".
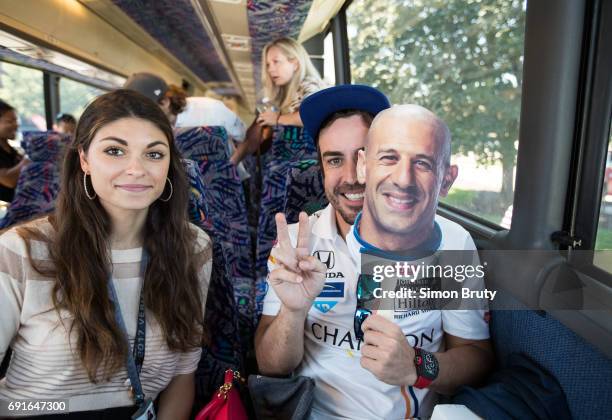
[{"left": 268, "top": 212, "right": 327, "bottom": 313}]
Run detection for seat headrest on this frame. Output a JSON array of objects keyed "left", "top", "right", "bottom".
[{"left": 21, "top": 131, "right": 71, "bottom": 162}]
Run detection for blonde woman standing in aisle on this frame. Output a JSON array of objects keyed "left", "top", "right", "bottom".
[{"left": 232, "top": 37, "right": 326, "bottom": 164}]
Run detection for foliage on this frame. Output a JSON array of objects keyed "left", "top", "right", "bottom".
[
  {"left": 60, "top": 78, "right": 103, "bottom": 119},
  {"left": 443, "top": 188, "right": 477, "bottom": 208},
  {"left": 444, "top": 188, "right": 504, "bottom": 224},
  {"left": 0, "top": 62, "right": 45, "bottom": 130},
  {"left": 596, "top": 229, "right": 612, "bottom": 251},
  {"left": 347, "top": 0, "right": 526, "bottom": 205}
]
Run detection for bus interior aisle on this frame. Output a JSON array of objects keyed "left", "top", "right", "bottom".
[{"left": 0, "top": 0, "right": 611, "bottom": 419}]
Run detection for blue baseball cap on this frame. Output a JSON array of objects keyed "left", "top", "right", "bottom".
[{"left": 300, "top": 84, "right": 391, "bottom": 140}]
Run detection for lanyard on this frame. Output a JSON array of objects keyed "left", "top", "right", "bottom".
[{"left": 107, "top": 250, "right": 149, "bottom": 406}]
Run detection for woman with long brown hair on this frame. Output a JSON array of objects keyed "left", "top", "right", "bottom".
[{"left": 0, "top": 90, "right": 211, "bottom": 419}]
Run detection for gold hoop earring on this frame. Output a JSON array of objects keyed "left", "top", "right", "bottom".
[
  {"left": 159, "top": 177, "right": 173, "bottom": 202},
  {"left": 83, "top": 172, "right": 96, "bottom": 200}
]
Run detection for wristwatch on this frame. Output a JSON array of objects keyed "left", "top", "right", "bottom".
[{"left": 413, "top": 347, "right": 439, "bottom": 389}]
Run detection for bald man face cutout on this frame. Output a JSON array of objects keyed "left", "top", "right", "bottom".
[{"left": 356, "top": 105, "right": 458, "bottom": 248}]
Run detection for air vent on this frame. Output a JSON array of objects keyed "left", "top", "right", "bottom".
[
  {"left": 222, "top": 34, "right": 251, "bottom": 51},
  {"left": 234, "top": 62, "right": 253, "bottom": 73},
  {"left": 210, "top": 0, "right": 243, "bottom": 4}
]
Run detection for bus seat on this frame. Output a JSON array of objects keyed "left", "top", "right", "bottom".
[
  {"left": 183, "top": 159, "right": 210, "bottom": 231},
  {"left": 0, "top": 131, "right": 70, "bottom": 229},
  {"left": 255, "top": 127, "right": 318, "bottom": 315},
  {"left": 175, "top": 127, "right": 256, "bottom": 342},
  {"left": 243, "top": 153, "right": 260, "bottom": 233},
  {"left": 247, "top": 126, "right": 318, "bottom": 232},
  {"left": 265, "top": 125, "right": 318, "bottom": 169},
  {"left": 182, "top": 159, "right": 245, "bottom": 403},
  {"left": 489, "top": 302, "right": 612, "bottom": 419},
  {"left": 283, "top": 159, "right": 327, "bottom": 224},
  {"left": 196, "top": 235, "right": 245, "bottom": 405},
  {"left": 252, "top": 161, "right": 327, "bottom": 312},
  {"left": 453, "top": 351, "right": 571, "bottom": 419}
]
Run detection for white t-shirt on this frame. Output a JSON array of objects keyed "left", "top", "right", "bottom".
[
  {"left": 262, "top": 206, "right": 490, "bottom": 419},
  {"left": 176, "top": 97, "right": 250, "bottom": 180},
  {"left": 176, "top": 97, "right": 246, "bottom": 142}
]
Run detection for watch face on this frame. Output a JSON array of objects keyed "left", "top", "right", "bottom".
[{"left": 423, "top": 353, "right": 439, "bottom": 378}]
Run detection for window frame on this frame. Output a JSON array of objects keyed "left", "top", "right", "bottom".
[
  {"left": 567, "top": 0, "right": 612, "bottom": 281},
  {"left": 330, "top": 2, "right": 351, "bottom": 85},
  {"left": 570, "top": 0, "right": 612, "bottom": 250},
  {"left": 0, "top": 59, "right": 111, "bottom": 130},
  {"left": 43, "top": 72, "right": 60, "bottom": 130}
]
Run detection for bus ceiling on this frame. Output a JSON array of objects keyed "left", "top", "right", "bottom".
[{"left": 0, "top": 0, "right": 345, "bottom": 108}]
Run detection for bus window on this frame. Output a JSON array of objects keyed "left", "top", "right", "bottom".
[
  {"left": 59, "top": 78, "right": 104, "bottom": 119},
  {"left": 323, "top": 31, "right": 336, "bottom": 85},
  {"left": 0, "top": 61, "right": 45, "bottom": 132},
  {"left": 595, "top": 121, "right": 612, "bottom": 271},
  {"left": 347, "top": 0, "right": 526, "bottom": 227}
]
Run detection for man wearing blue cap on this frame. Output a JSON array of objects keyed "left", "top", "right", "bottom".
[
  {"left": 255, "top": 84, "right": 390, "bottom": 410},
  {"left": 256, "top": 91, "right": 493, "bottom": 418}
]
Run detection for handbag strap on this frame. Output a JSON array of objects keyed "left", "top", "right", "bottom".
[
  {"left": 217, "top": 370, "right": 244, "bottom": 399},
  {"left": 107, "top": 250, "right": 149, "bottom": 406}
]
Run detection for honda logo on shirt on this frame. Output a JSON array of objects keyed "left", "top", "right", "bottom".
[{"left": 314, "top": 250, "right": 335, "bottom": 269}]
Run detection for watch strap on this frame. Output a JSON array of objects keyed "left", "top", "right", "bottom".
[
  {"left": 413, "top": 347, "right": 438, "bottom": 389},
  {"left": 413, "top": 375, "right": 433, "bottom": 389}
]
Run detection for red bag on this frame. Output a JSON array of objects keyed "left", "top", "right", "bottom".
[{"left": 195, "top": 370, "right": 248, "bottom": 420}]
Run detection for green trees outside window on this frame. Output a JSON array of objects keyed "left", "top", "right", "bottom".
[{"left": 348, "top": 0, "right": 526, "bottom": 225}]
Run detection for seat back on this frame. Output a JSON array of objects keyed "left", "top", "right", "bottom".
[
  {"left": 243, "top": 154, "right": 260, "bottom": 231},
  {"left": 196, "top": 244, "right": 244, "bottom": 404},
  {"left": 283, "top": 159, "right": 327, "bottom": 224},
  {"left": 182, "top": 159, "right": 244, "bottom": 403},
  {"left": 265, "top": 125, "right": 317, "bottom": 167},
  {"left": 183, "top": 159, "right": 210, "bottom": 230},
  {"left": 175, "top": 127, "right": 255, "bottom": 342},
  {"left": 490, "top": 301, "right": 612, "bottom": 419},
  {"left": 255, "top": 128, "right": 319, "bottom": 315},
  {"left": 0, "top": 131, "right": 70, "bottom": 228}
]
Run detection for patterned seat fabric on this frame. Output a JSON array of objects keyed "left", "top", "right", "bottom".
[
  {"left": 182, "top": 159, "right": 243, "bottom": 403},
  {"left": 243, "top": 153, "right": 260, "bottom": 232},
  {"left": 0, "top": 131, "right": 71, "bottom": 229},
  {"left": 183, "top": 159, "right": 211, "bottom": 231},
  {"left": 283, "top": 159, "right": 327, "bottom": 224},
  {"left": 255, "top": 126, "right": 318, "bottom": 315},
  {"left": 263, "top": 125, "right": 318, "bottom": 169},
  {"left": 174, "top": 127, "right": 255, "bottom": 347}
]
